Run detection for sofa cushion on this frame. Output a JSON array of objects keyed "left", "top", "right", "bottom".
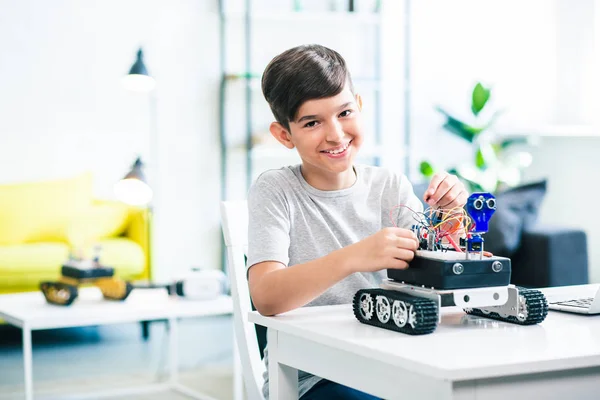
[
  {"left": 0, "top": 238, "right": 145, "bottom": 290},
  {"left": 80, "top": 237, "right": 145, "bottom": 277},
  {"left": 0, "top": 173, "right": 93, "bottom": 245},
  {"left": 66, "top": 201, "right": 131, "bottom": 248},
  {"left": 485, "top": 180, "right": 547, "bottom": 257},
  {"left": 0, "top": 242, "right": 70, "bottom": 273}
]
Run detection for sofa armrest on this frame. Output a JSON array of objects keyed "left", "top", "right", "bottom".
[
  {"left": 510, "top": 225, "right": 588, "bottom": 288},
  {"left": 124, "top": 206, "right": 152, "bottom": 280}
]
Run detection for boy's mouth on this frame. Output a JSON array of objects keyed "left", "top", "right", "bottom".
[{"left": 321, "top": 140, "right": 352, "bottom": 157}]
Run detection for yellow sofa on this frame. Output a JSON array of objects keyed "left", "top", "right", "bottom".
[{"left": 0, "top": 173, "right": 151, "bottom": 295}]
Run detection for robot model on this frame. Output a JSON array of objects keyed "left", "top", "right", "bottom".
[
  {"left": 40, "top": 248, "right": 132, "bottom": 306},
  {"left": 352, "top": 192, "right": 548, "bottom": 335}
]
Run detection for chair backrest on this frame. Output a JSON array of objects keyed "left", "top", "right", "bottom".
[{"left": 220, "top": 200, "right": 265, "bottom": 400}]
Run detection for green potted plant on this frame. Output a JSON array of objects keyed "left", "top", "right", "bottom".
[{"left": 420, "top": 82, "right": 534, "bottom": 193}]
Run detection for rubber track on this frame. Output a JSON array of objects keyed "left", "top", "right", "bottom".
[
  {"left": 353, "top": 288, "right": 439, "bottom": 335},
  {"left": 466, "top": 288, "right": 548, "bottom": 325}
]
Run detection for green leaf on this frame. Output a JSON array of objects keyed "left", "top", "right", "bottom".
[
  {"left": 463, "top": 124, "right": 487, "bottom": 136},
  {"left": 419, "top": 161, "right": 435, "bottom": 178},
  {"left": 475, "top": 143, "right": 498, "bottom": 171},
  {"left": 471, "top": 82, "right": 491, "bottom": 116},
  {"left": 435, "top": 106, "right": 479, "bottom": 142},
  {"left": 475, "top": 148, "right": 486, "bottom": 169}
]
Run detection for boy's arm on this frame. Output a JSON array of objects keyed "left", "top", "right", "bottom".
[
  {"left": 248, "top": 252, "right": 351, "bottom": 316},
  {"left": 248, "top": 227, "right": 419, "bottom": 316}
]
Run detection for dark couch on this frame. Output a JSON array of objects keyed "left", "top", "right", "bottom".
[
  {"left": 411, "top": 182, "right": 589, "bottom": 288},
  {"left": 510, "top": 225, "right": 588, "bottom": 287}
]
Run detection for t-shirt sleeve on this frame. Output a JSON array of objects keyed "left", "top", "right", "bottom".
[
  {"left": 246, "top": 174, "right": 291, "bottom": 272},
  {"left": 395, "top": 174, "right": 425, "bottom": 229}
]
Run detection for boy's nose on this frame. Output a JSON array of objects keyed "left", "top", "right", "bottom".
[{"left": 326, "top": 121, "right": 345, "bottom": 142}]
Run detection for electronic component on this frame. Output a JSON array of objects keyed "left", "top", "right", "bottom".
[{"left": 465, "top": 192, "right": 496, "bottom": 233}]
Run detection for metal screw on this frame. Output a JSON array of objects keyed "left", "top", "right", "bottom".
[
  {"left": 452, "top": 263, "right": 464, "bottom": 275},
  {"left": 492, "top": 261, "right": 503, "bottom": 272}
]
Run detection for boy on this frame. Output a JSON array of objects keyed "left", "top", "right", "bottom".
[{"left": 247, "top": 44, "right": 468, "bottom": 399}]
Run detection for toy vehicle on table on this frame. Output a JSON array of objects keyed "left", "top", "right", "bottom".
[
  {"left": 40, "top": 257, "right": 133, "bottom": 306},
  {"left": 352, "top": 192, "right": 548, "bottom": 335}
]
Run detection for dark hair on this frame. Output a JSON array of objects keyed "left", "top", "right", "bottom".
[{"left": 261, "top": 44, "right": 354, "bottom": 131}]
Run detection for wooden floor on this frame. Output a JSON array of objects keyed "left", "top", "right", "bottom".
[{"left": 0, "top": 315, "right": 235, "bottom": 399}]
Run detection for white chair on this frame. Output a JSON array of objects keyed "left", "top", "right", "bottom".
[{"left": 221, "top": 201, "right": 266, "bottom": 400}]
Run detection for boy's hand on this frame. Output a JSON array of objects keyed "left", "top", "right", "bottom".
[
  {"left": 346, "top": 227, "right": 419, "bottom": 272},
  {"left": 423, "top": 172, "right": 468, "bottom": 210}
]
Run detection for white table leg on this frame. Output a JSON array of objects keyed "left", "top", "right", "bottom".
[
  {"left": 267, "top": 328, "right": 297, "bottom": 399},
  {"left": 23, "top": 325, "right": 33, "bottom": 400},
  {"left": 233, "top": 331, "right": 243, "bottom": 400},
  {"left": 168, "top": 317, "right": 179, "bottom": 385}
]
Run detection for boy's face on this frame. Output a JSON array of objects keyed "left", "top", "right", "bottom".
[{"left": 270, "top": 85, "right": 364, "bottom": 189}]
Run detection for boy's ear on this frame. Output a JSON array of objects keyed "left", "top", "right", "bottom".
[
  {"left": 270, "top": 122, "right": 294, "bottom": 149},
  {"left": 355, "top": 93, "right": 363, "bottom": 111}
]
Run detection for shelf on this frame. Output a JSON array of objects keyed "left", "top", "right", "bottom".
[{"left": 221, "top": 10, "right": 382, "bottom": 24}]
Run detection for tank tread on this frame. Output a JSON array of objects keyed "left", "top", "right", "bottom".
[
  {"left": 353, "top": 288, "right": 438, "bottom": 335},
  {"left": 466, "top": 288, "right": 548, "bottom": 325},
  {"left": 97, "top": 278, "right": 133, "bottom": 301},
  {"left": 40, "top": 281, "right": 79, "bottom": 306}
]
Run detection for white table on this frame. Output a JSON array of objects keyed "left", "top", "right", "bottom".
[
  {"left": 0, "top": 288, "right": 242, "bottom": 400},
  {"left": 249, "top": 284, "right": 600, "bottom": 400}
]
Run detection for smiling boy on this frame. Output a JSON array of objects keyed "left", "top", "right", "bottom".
[{"left": 247, "top": 44, "right": 468, "bottom": 399}]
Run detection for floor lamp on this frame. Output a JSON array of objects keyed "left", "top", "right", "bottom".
[
  {"left": 116, "top": 48, "right": 157, "bottom": 340},
  {"left": 116, "top": 47, "right": 156, "bottom": 207}
]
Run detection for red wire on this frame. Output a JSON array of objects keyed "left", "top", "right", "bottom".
[{"left": 446, "top": 234, "right": 463, "bottom": 253}]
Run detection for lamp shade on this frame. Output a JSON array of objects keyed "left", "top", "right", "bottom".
[
  {"left": 114, "top": 157, "right": 153, "bottom": 206},
  {"left": 122, "top": 48, "right": 156, "bottom": 93}
]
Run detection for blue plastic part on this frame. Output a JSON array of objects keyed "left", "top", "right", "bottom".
[
  {"left": 465, "top": 192, "right": 497, "bottom": 233},
  {"left": 467, "top": 234, "right": 484, "bottom": 252},
  {"left": 431, "top": 209, "right": 443, "bottom": 226}
]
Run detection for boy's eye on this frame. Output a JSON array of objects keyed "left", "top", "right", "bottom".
[
  {"left": 339, "top": 110, "right": 353, "bottom": 118},
  {"left": 303, "top": 120, "right": 319, "bottom": 128}
]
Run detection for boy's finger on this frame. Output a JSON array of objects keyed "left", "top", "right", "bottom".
[
  {"left": 428, "top": 183, "right": 454, "bottom": 207},
  {"left": 440, "top": 189, "right": 468, "bottom": 209},
  {"left": 393, "top": 248, "right": 416, "bottom": 262},
  {"left": 389, "top": 259, "right": 410, "bottom": 270},
  {"left": 395, "top": 236, "right": 419, "bottom": 250},
  {"left": 438, "top": 185, "right": 462, "bottom": 209},
  {"left": 390, "top": 228, "right": 418, "bottom": 239},
  {"left": 424, "top": 172, "right": 449, "bottom": 203}
]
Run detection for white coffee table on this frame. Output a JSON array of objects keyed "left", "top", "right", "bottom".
[{"left": 0, "top": 288, "right": 242, "bottom": 400}]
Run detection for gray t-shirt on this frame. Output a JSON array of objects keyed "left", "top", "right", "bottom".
[{"left": 247, "top": 164, "right": 423, "bottom": 399}]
